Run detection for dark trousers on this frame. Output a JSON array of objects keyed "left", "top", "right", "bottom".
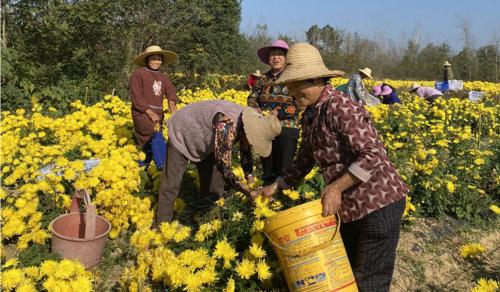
[
  {"left": 156, "top": 142, "right": 225, "bottom": 224},
  {"left": 141, "top": 141, "right": 153, "bottom": 166},
  {"left": 340, "top": 198, "right": 406, "bottom": 292},
  {"left": 261, "top": 127, "right": 299, "bottom": 185}
]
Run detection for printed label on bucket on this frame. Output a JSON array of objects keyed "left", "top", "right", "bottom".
[{"left": 269, "top": 215, "right": 357, "bottom": 291}]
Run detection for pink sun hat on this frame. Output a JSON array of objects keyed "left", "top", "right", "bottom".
[{"left": 257, "top": 40, "right": 289, "bottom": 65}]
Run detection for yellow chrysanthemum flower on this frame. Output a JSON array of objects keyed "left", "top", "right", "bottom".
[
  {"left": 471, "top": 278, "right": 499, "bottom": 292},
  {"left": 460, "top": 243, "right": 486, "bottom": 258},
  {"left": 249, "top": 243, "right": 266, "bottom": 259},
  {"left": 213, "top": 240, "right": 238, "bottom": 268},
  {"left": 235, "top": 259, "right": 255, "bottom": 280},
  {"left": 256, "top": 260, "right": 272, "bottom": 281},
  {"left": 224, "top": 277, "right": 236, "bottom": 292}
]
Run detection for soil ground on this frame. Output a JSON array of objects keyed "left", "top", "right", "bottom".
[{"left": 391, "top": 217, "right": 500, "bottom": 292}]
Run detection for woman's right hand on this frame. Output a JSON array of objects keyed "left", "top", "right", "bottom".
[
  {"left": 250, "top": 182, "right": 278, "bottom": 200},
  {"left": 145, "top": 109, "right": 160, "bottom": 123}
]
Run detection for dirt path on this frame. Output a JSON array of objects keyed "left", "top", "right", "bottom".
[{"left": 392, "top": 217, "right": 500, "bottom": 291}]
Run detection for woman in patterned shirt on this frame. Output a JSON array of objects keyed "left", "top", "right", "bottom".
[
  {"left": 251, "top": 43, "right": 408, "bottom": 292},
  {"left": 248, "top": 40, "right": 301, "bottom": 185},
  {"left": 346, "top": 67, "right": 376, "bottom": 105}
]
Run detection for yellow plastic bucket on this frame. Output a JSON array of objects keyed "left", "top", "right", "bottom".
[{"left": 264, "top": 199, "right": 357, "bottom": 291}]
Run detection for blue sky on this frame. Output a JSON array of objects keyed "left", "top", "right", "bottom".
[{"left": 240, "top": 0, "right": 500, "bottom": 51}]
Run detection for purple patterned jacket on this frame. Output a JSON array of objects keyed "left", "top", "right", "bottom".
[{"left": 280, "top": 85, "right": 408, "bottom": 222}]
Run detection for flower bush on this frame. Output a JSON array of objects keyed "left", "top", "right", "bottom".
[{"left": 1, "top": 78, "right": 498, "bottom": 290}]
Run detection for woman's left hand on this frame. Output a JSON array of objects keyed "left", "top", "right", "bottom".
[{"left": 321, "top": 184, "right": 343, "bottom": 217}]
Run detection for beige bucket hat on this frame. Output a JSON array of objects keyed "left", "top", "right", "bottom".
[
  {"left": 133, "top": 45, "right": 177, "bottom": 66},
  {"left": 358, "top": 67, "right": 373, "bottom": 79},
  {"left": 242, "top": 107, "right": 282, "bottom": 157},
  {"left": 443, "top": 61, "right": 452, "bottom": 66},
  {"left": 274, "top": 43, "right": 344, "bottom": 85}
]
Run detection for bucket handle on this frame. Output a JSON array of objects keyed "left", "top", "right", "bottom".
[
  {"left": 264, "top": 213, "right": 341, "bottom": 258},
  {"left": 69, "top": 189, "right": 96, "bottom": 240}
]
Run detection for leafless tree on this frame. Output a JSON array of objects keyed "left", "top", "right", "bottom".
[{"left": 457, "top": 16, "right": 477, "bottom": 79}]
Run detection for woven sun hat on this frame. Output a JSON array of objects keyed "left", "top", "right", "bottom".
[
  {"left": 358, "top": 67, "right": 373, "bottom": 80},
  {"left": 273, "top": 42, "right": 344, "bottom": 85},
  {"left": 251, "top": 70, "right": 262, "bottom": 77},
  {"left": 257, "top": 40, "right": 289, "bottom": 65},
  {"left": 443, "top": 61, "right": 452, "bottom": 66},
  {"left": 133, "top": 45, "right": 177, "bottom": 66},
  {"left": 241, "top": 107, "right": 282, "bottom": 157},
  {"left": 410, "top": 82, "right": 420, "bottom": 91}
]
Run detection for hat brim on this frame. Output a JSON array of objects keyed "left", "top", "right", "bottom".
[
  {"left": 133, "top": 50, "right": 177, "bottom": 66},
  {"left": 257, "top": 46, "right": 288, "bottom": 65},
  {"left": 273, "top": 68, "right": 345, "bottom": 85},
  {"left": 358, "top": 69, "right": 373, "bottom": 80},
  {"left": 242, "top": 107, "right": 277, "bottom": 157}
]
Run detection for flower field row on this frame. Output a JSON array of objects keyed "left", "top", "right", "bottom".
[{"left": 1, "top": 79, "right": 499, "bottom": 291}]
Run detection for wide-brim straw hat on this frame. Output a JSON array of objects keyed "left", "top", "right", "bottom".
[
  {"left": 273, "top": 43, "right": 344, "bottom": 85},
  {"left": 257, "top": 40, "right": 289, "bottom": 65},
  {"left": 358, "top": 67, "right": 373, "bottom": 79},
  {"left": 410, "top": 82, "right": 420, "bottom": 91},
  {"left": 242, "top": 107, "right": 282, "bottom": 157},
  {"left": 443, "top": 61, "right": 452, "bottom": 66},
  {"left": 133, "top": 45, "right": 177, "bottom": 66},
  {"left": 251, "top": 70, "right": 262, "bottom": 77}
]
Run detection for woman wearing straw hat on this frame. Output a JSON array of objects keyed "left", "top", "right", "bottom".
[
  {"left": 130, "top": 45, "right": 179, "bottom": 168},
  {"left": 442, "top": 61, "right": 454, "bottom": 82},
  {"left": 247, "top": 69, "right": 262, "bottom": 90},
  {"left": 157, "top": 100, "right": 281, "bottom": 224},
  {"left": 346, "top": 67, "right": 376, "bottom": 105},
  {"left": 251, "top": 43, "right": 408, "bottom": 292},
  {"left": 248, "top": 39, "right": 301, "bottom": 186}
]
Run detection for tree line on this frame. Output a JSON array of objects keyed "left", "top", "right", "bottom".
[
  {"left": 1, "top": 0, "right": 498, "bottom": 111},
  {"left": 302, "top": 22, "right": 499, "bottom": 83}
]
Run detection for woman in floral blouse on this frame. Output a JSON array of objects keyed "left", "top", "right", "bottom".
[
  {"left": 248, "top": 40, "right": 301, "bottom": 185},
  {"left": 346, "top": 67, "right": 375, "bottom": 105},
  {"left": 251, "top": 43, "right": 408, "bottom": 292}
]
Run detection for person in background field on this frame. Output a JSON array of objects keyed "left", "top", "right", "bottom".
[
  {"left": 442, "top": 61, "right": 454, "bottom": 82},
  {"left": 251, "top": 43, "right": 408, "bottom": 292},
  {"left": 247, "top": 70, "right": 262, "bottom": 90},
  {"left": 157, "top": 100, "right": 281, "bottom": 224},
  {"left": 130, "top": 45, "right": 178, "bottom": 169},
  {"left": 409, "top": 83, "right": 443, "bottom": 104},
  {"left": 372, "top": 83, "right": 401, "bottom": 104},
  {"left": 248, "top": 40, "right": 301, "bottom": 185},
  {"left": 346, "top": 67, "right": 375, "bottom": 104}
]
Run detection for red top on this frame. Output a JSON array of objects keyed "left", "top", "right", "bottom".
[
  {"left": 280, "top": 85, "right": 408, "bottom": 222},
  {"left": 247, "top": 74, "right": 258, "bottom": 90}
]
